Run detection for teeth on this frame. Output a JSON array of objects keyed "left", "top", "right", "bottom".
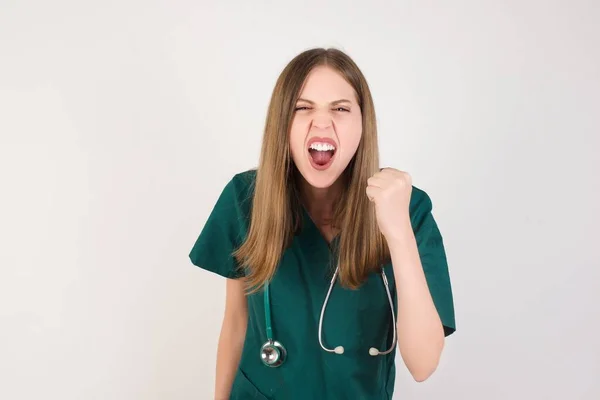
[{"left": 309, "top": 142, "right": 336, "bottom": 152}]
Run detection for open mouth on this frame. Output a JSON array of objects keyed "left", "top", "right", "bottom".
[{"left": 307, "top": 139, "right": 337, "bottom": 170}]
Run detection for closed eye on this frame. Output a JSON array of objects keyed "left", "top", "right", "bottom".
[{"left": 294, "top": 106, "right": 311, "bottom": 111}]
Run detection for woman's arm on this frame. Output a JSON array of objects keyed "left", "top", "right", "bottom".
[
  {"left": 214, "top": 278, "right": 248, "bottom": 400},
  {"left": 388, "top": 228, "right": 445, "bottom": 382},
  {"left": 366, "top": 168, "right": 445, "bottom": 382}
]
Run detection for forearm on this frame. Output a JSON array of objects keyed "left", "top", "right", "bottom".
[
  {"left": 214, "top": 316, "right": 247, "bottom": 399},
  {"left": 388, "top": 222, "right": 445, "bottom": 382}
]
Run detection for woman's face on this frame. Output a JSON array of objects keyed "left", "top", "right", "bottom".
[{"left": 289, "top": 66, "right": 363, "bottom": 189}]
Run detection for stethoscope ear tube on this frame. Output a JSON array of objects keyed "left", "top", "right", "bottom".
[{"left": 318, "top": 266, "right": 397, "bottom": 357}]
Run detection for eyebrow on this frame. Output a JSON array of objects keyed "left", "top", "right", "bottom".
[{"left": 296, "top": 98, "right": 353, "bottom": 105}]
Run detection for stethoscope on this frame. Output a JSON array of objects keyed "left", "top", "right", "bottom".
[
  {"left": 260, "top": 281, "right": 287, "bottom": 367},
  {"left": 260, "top": 265, "right": 397, "bottom": 367}
]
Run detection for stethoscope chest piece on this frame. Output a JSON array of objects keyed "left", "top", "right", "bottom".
[{"left": 260, "top": 339, "right": 286, "bottom": 367}]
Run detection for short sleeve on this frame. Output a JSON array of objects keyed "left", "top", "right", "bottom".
[
  {"left": 410, "top": 188, "right": 456, "bottom": 336},
  {"left": 188, "top": 173, "right": 252, "bottom": 279}
]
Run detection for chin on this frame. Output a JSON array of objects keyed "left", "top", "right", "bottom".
[
  {"left": 296, "top": 163, "right": 343, "bottom": 189},
  {"left": 305, "top": 176, "right": 339, "bottom": 189}
]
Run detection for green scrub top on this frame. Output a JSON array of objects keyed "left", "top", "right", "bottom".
[{"left": 189, "top": 169, "right": 455, "bottom": 400}]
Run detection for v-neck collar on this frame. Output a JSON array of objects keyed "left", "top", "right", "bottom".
[{"left": 299, "top": 205, "right": 340, "bottom": 253}]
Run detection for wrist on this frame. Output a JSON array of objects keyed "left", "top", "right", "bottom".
[{"left": 384, "top": 219, "right": 414, "bottom": 246}]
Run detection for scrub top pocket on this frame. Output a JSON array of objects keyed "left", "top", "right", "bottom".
[{"left": 230, "top": 368, "right": 270, "bottom": 400}]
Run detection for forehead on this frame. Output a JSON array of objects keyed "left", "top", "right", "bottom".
[{"left": 298, "top": 66, "right": 357, "bottom": 102}]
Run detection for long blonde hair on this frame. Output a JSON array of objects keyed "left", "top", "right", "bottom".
[{"left": 234, "top": 48, "right": 389, "bottom": 292}]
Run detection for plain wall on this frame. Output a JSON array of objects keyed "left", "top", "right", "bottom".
[{"left": 1, "top": 1, "right": 599, "bottom": 399}]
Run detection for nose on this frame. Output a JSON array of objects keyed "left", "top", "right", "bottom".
[{"left": 312, "top": 112, "right": 333, "bottom": 130}]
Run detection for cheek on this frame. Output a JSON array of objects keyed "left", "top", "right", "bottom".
[
  {"left": 289, "top": 120, "right": 306, "bottom": 158},
  {"left": 338, "top": 116, "right": 363, "bottom": 152}
]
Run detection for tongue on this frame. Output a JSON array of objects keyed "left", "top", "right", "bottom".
[{"left": 310, "top": 150, "right": 333, "bottom": 166}]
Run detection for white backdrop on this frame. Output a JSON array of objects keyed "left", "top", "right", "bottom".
[{"left": 1, "top": 1, "right": 599, "bottom": 399}]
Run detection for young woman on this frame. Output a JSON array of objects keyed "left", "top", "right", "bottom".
[{"left": 189, "top": 48, "right": 456, "bottom": 400}]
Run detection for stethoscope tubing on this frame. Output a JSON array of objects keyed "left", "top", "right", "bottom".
[{"left": 263, "top": 265, "right": 397, "bottom": 365}]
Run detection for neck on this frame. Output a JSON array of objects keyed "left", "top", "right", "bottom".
[{"left": 298, "top": 176, "right": 343, "bottom": 224}]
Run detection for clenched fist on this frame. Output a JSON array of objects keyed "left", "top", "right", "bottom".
[{"left": 366, "top": 168, "right": 413, "bottom": 240}]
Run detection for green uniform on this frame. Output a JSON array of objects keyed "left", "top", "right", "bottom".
[{"left": 189, "top": 169, "right": 455, "bottom": 399}]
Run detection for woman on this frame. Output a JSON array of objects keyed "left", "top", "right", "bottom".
[{"left": 189, "top": 48, "right": 456, "bottom": 399}]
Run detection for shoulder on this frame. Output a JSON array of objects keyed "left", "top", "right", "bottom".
[
  {"left": 231, "top": 168, "right": 257, "bottom": 188},
  {"left": 409, "top": 185, "right": 433, "bottom": 216},
  {"left": 221, "top": 168, "right": 257, "bottom": 203},
  {"left": 408, "top": 185, "right": 440, "bottom": 236},
  {"left": 188, "top": 169, "right": 257, "bottom": 278},
  {"left": 228, "top": 168, "right": 257, "bottom": 194},
  {"left": 217, "top": 168, "right": 257, "bottom": 219}
]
